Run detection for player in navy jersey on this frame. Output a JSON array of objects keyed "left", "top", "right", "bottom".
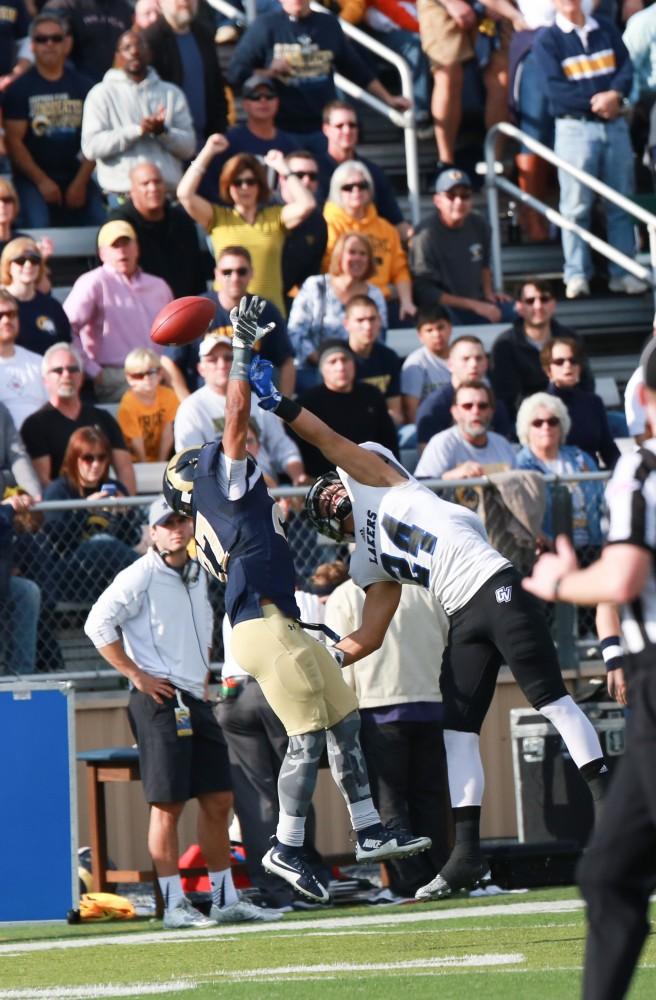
[
  {"left": 245, "top": 313, "right": 609, "bottom": 902},
  {"left": 163, "top": 297, "right": 430, "bottom": 905}
]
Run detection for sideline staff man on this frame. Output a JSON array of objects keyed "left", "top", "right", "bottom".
[
  {"left": 524, "top": 337, "right": 656, "bottom": 1000},
  {"left": 84, "top": 495, "right": 279, "bottom": 929}
]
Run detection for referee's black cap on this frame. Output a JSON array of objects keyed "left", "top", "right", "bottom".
[{"left": 642, "top": 338, "right": 656, "bottom": 390}]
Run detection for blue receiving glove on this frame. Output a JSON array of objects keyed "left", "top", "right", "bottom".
[{"left": 249, "top": 356, "right": 282, "bottom": 411}]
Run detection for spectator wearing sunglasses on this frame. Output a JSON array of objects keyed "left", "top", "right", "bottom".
[
  {"left": 177, "top": 146, "right": 315, "bottom": 316},
  {"left": 229, "top": 75, "right": 296, "bottom": 157},
  {"left": 117, "top": 348, "right": 179, "bottom": 464},
  {"left": 414, "top": 380, "right": 516, "bottom": 481},
  {"left": 490, "top": 279, "right": 593, "bottom": 423},
  {"left": 323, "top": 160, "right": 415, "bottom": 327},
  {"left": 279, "top": 151, "right": 327, "bottom": 310},
  {"left": 3, "top": 13, "right": 106, "bottom": 228},
  {"left": 0, "top": 237, "right": 70, "bottom": 356},
  {"left": 543, "top": 336, "right": 620, "bottom": 470},
  {"left": 409, "top": 168, "right": 515, "bottom": 327},
  {"left": 165, "top": 245, "right": 294, "bottom": 396},
  {"left": 20, "top": 341, "right": 136, "bottom": 493},
  {"left": 516, "top": 392, "right": 605, "bottom": 553}
]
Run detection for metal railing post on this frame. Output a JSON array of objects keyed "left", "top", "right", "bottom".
[{"left": 485, "top": 134, "right": 504, "bottom": 292}]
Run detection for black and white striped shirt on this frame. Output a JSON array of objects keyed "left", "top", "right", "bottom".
[{"left": 606, "top": 444, "right": 656, "bottom": 653}]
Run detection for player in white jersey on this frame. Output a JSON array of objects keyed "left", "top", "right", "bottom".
[
  {"left": 248, "top": 342, "right": 608, "bottom": 900},
  {"left": 523, "top": 338, "right": 656, "bottom": 1000}
]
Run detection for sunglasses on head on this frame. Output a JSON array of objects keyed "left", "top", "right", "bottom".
[
  {"left": 550, "top": 356, "right": 579, "bottom": 366},
  {"left": 341, "top": 181, "right": 369, "bottom": 192},
  {"left": 232, "top": 176, "right": 257, "bottom": 188},
  {"left": 33, "top": 33, "right": 65, "bottom": 44},
  {"left": 12, "top": 254, "right": 41, "bottom": 266},
  {"left": 80, "top": 452, "right": 108, "bottom": 463},
  {"left": 128, "top": 368, "right": 159, "bottom": 379},
  {"left": 531, "top": 416, "right": 560, "bottom": 428},
  {"left": 48, "top": 364, "right": 80, "bottom": 375},
  {"left": 523, "top": 293, "right": 553, "bottom": 305},
  {"left": 290, "top": 170, "right": 318, "bottom": 181},
  {"left": 458, "top": 400, "right": 491, "bottom": 411},
  {"left": 220, "top": 266, "right": 249, "bottom": 277}
]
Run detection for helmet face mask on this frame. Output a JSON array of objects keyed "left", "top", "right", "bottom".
[
  {"left": 163, "top": 448, "right": 201, "bottom": 518},
  {"left": 304, "top": 472, "right": 354, "bottom": 542}
]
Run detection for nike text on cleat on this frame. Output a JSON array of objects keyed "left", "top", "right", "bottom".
[
  {"left": 163, "top": 897, "right": 215, "bottom": 929},
  {"left": 415, "top": 860, "right": 491, "bottom": 901},
  {"left": 210, "top": 899, "right": 284, "bottom": 923},
  {"left": 354, "top": 826, "right": 432, "bottom": 862},
  {"left": 262, "top": 845, "right": 330, "bottom": 904}
]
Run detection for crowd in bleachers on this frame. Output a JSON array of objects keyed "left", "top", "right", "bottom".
[{"left": 0, "top": 0, "right": 653, "bottom": 681}]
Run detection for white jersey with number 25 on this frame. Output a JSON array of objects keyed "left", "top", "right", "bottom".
[{"left": 337, "top": 443, "right": 510, "bottom": 616}]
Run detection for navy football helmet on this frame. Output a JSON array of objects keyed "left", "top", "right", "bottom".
[{"left": 163, "top": 447, "right": 202, "bottom": 517}]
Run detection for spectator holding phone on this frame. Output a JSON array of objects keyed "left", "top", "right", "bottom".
[{"left": 42, "top": 425, "right": 139, "bottom": 602}]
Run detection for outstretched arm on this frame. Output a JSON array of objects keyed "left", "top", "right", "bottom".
[
  {"left": 222, "top": 297, "right": 273, "bottom": 460},
  {"left": 335, "top": 581, "right": 402, "bottom": 664},
  {"left": 249, "top": 356, "right": 404, "bottom": 487}
]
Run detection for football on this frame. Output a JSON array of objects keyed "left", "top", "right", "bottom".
[{"left": 150, "top": 296, "right": 216, "bottom": 347}]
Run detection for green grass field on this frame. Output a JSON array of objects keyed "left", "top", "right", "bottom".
[{"left": 1, "top": 888, "right": 655, "bottom": 1000}]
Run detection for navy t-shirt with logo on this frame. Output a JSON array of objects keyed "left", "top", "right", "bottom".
[
  {"left": 16, "top": 291, "right": 72, "bottom": 356},
  {"left": 3, "top": 65, "right": 93, "bottom": 187}
]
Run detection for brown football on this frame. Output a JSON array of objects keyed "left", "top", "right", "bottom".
[{"left": 150, "top": 296, "right": 216, "bottom": 347}]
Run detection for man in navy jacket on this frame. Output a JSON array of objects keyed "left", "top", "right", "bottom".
[{"left": 533, "top": 0, "right": 644, "bottom": 300}]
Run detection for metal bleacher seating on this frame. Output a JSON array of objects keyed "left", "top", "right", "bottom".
[{"left": 25, "top": 225, "right": 98, "bottom": 303}]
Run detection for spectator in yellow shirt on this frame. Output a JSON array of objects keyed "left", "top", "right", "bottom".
[{"left": 118, "top": 348, "right": 179, "bottom": 463}]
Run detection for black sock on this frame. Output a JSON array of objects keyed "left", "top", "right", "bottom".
[
  {"left": 440, "top": 806, "right": 485, "bottom": 885},
  {"left": 579, "top": 757, "right": 609, "bottom": 802},
  {"left": 276, "top": 840, "right": 303, "bottom": 857}
]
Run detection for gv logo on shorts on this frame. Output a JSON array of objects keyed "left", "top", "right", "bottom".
[{"left": 495, "top": 585, "right": 512, "bottom": 604}]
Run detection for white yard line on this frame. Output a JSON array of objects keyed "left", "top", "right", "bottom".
[
  {"left": 0, "top": 954, "right": 527, "bottom": 999},
  {"left": 0, "top": 898, "right": 585, "bottom": 957}
]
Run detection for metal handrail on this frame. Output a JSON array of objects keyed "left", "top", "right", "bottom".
[
  {"left": 484, "top": 121, "right": 656, "bottom": 308},
  {"left": 207, "top": 0, "right": 420, "bottom": 224}
]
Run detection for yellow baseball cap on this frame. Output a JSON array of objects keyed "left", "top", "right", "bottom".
[{"left": 97, "top": 220, "right": 137, "bottom": 248}]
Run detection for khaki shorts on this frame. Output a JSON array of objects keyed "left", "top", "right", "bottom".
[
  {"left": 231, "top": 605, "right": 358, "bottom": 737},
  {"left": 418, "top": 0, "right": 476, "bottom": 67}
]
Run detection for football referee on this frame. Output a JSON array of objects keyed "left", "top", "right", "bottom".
[{"left": 524, "top": 337, "right": 656, "bottom": 1000}]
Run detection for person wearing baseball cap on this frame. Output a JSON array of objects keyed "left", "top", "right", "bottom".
[
  {"left": 85, "top": 493, "right": 281, "bottom": 930},
  {"left": 523, "top": 333, "right": 656, "bottom": 1000},
  {"left": 63, "top": 218, "right": 175, "bottom": 403},
  {"left": 409, "top": 165, "right": 516, "bottom": 327}
]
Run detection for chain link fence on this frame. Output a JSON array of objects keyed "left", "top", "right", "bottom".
[{"left": 0, "top": 471, "right": 610, "bottom": 682}]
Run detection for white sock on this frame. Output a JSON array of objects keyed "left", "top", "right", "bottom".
[
  {"left": 348, "top": 797, "right": 380, "bottom": 831},
  {"left": 276, "top": 813, "right": 306, "bottom": 847},
  {"left": 444, "top": 730, "right": 485, "bottom": 807},
  {"left": 539, "top": 695, "right": 603, "bottom": 768},
  {"left": 158, "top": 874, "right": 184, "bottom": 913},
  {"left": 209, "top": 868, "right": 238, "bottom": 909}
]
